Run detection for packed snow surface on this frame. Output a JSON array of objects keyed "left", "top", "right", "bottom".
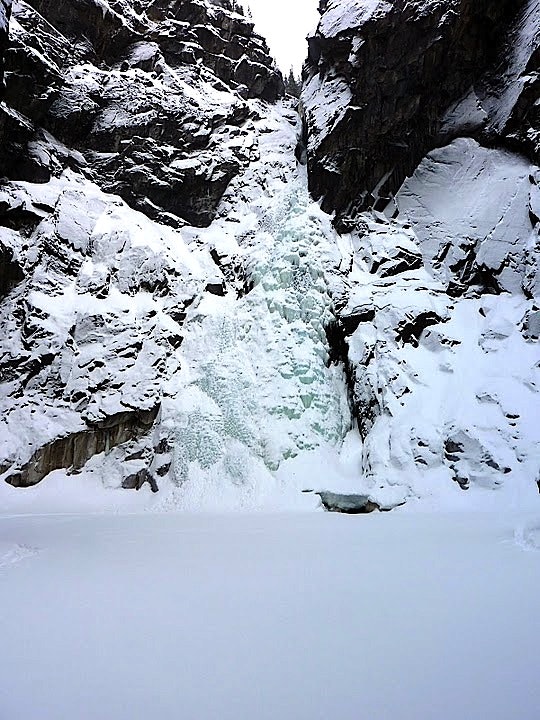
[{"left": 1, "top": 511, "right": 539, "bottom": 720}]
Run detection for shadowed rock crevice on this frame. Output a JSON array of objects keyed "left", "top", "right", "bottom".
[
  {"left": 396, "top": 312, "right": 446, "bottom": 348},
  {"left": 325, "top": 314, "right": 380, "bottom": 440},
  {"left": 0, "top": 240, "right": 24, "bottom": 298}
]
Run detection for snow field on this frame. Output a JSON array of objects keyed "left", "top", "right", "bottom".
[{"left": 1, "top": 511, "right": 539, "bottom": 720}]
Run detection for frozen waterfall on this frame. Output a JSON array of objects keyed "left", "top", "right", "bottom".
[{"left": 158, "top": 175, "right": 353, "bottom": 510}]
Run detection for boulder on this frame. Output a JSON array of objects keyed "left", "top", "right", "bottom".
[{"left": 316, "top": 491, "right": 382, "bottom": 513}]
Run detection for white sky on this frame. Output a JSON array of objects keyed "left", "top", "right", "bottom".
[{"left": 243, "top": 0, "right": 320, "bottom": 74}]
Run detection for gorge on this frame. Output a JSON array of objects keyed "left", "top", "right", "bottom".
[
  {"left": 1, "top": 0, "right": 539, "bottom": 512},
  {"left": 1, "top": 3, "right": 540, "bottom": 719}
]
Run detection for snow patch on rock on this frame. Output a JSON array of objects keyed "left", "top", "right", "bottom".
[{"left": 318, "top": 0, "right": 392, "bottom": 38}]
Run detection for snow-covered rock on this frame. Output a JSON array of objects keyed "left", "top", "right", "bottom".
[
  {"left": 1, "top": 0, "right": 283, "bottom": 225},
  {"left": 1, "top": 0, "right": 539, "bottom": 513},
  {"left": 0, "top": 169, "right": 218, "bottom": 487},
  {"left": 294, "top": 0, "right": 540, "bottom": 509},
  {"left": 328, "top": 214, "right": 540, "bottom": 509},
  {"left": 0, "top": 0, "right": 292, "bottom": 498},
  {"left": 0, "top": 101, "right": 354, "bottom": 509},
  {"left": 395, "top": 138, "right": 539, "bottom": 296}
]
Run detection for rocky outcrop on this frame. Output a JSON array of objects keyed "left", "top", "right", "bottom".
[
  {"left": 0, "top": 167, "right": 223, "bottom": 488},
  {"left": 0, "top": 0, "right": 291, "bottom": 494},
  {"left": 6, "top": 405, "right": 160, "bottom": 487},
  {"left": 0, "top": 90, "right": 297, "bottom": 496},
  {"left": 395, "top": 138, "right": 539, "bottom": 296},
  {"left": 0, "top": 0, "right": 283, "bottom": 225},
  {"left": 303, "top": 0, "right": 539, "bottom": 227},
  {"left": 323, "top": 211, "right": 540, "bottom": 507},
  {"left": 316, "top": 491, "right": 405, "bottom": 513}
]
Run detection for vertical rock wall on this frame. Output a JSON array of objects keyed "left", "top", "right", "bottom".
[
  {"left": 302, "top": 0, "right": 540, "bottom": 506},
  {"left": 0, "top": 0, "right": 288, "bottom": 494},
  {"left": 303, "top": 0, "right": 538, "bottom": 227},
  {"left": 0, "top": 0, "right": 284, "bottom": 225}
]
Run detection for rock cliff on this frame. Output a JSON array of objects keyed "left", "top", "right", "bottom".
[
  {"left": 303, "top": 0, "right": 540, "bottom": 507},
  {"left": 303, "top": 0, "right": 540, "bottom": 225},
  {"left": 0, "top": 0, "right": 290, "bottom": 495},
  {"left": 1, "top": 0, "right": 283, "bottom": 225},
  {"left": 1, "top": 0, "right": 539, "bottom": 510}
]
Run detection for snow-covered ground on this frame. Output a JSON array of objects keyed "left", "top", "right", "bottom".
[{"left": 1, "top": 511, "right": 539, "bottom": 720}]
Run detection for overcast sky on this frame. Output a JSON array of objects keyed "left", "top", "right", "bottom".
[{"left": 244, "top": 0, "right": 320, "bottom": 74}]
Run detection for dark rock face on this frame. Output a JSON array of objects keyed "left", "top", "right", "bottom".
[
  {"left": 303, "top": 0, "right": 539, "bottom": 227},
  {"left": 0, "top": 238, "right": 23, "bottom": 298},
  {"left": 6, "top": 406, "right": 160, "bottom": 487},
  {"left": 0, "top": 0, "right": 12, "bottom": 95},
  {"left": 0, "top": 0, "right": 283, "bottom": 226}
]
